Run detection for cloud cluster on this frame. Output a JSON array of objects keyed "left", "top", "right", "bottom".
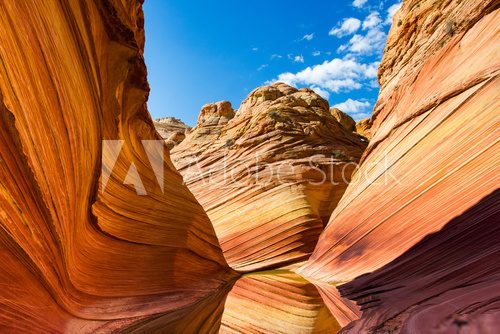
[
  {"left": 333, "top": 98, "right": 372, "bottom": 120},
  {"left": 332, "top": 2, "right": 402, "bottom": 56},
  {"left": 352, "top": 0, "right": 368, "bottom": 8},
  {"left": 273, "top": 57, "right": 378, "bottom": 93},
  {"left": 260, "top": 1, "right": 402, "bottom": 120},
  {"left": 362, "top": 11, "right": 382, "bottom": 30}
]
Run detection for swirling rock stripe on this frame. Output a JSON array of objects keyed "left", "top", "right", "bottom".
[{"left": 0, "top": 0, "right": 234, "bottom": 331}]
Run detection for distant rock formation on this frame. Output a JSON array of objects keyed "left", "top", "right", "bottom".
[
  {"left": 299, "top": 0, "right": 500, "bottom": 332},
  {"left": 154, "top": 116, "right": 191, "bottom": 148},
  {"left": 330, "top": 107, "right": 356, "bottom": 132},
  {"left": 354, "top": 118, "right": 372, "bottom": 139},
  {"left": 172, "top": 83, "right": 367, "bottom": 272}
]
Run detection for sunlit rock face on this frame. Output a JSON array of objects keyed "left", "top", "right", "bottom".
[
  {"left": 0, "top": 0, "right": 235, "bottom": 331},
  {"left": 172, "top": 83, "right": 367, "bottom": 272},
  {"left": 354, "top": 118, "right": 372, "bottom": 139},
  {"left": 330, "top": 108, "right": 356, "bottom": 132},
  {"left": 300, "top": 0, "right": 500, "bottom": 331}
]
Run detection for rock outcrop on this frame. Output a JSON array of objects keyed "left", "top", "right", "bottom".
[
  {"left": 299, "top": 0, "right": 500, "bottom": 331},
  {"left": 153, "top": 116, "right": 191, "bottom": 148},
  {"left": 220, "top": 271, "right": 342, "bottom": 333},
  {"left": 354, "top": 118, "right": 372, "bottom": 139},
  {"left": 330, "top": 108, "right": 356, "bottom": 132},
  {"left": 172, "top": 83, "right": 367, "bottom": 272},
  {"left": 0, "top": 0, "right": 235, "bottom": 332}
]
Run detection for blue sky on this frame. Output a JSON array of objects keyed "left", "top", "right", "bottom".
[{"left": 143, "top": 0, "right": 402, "bottom": 125}]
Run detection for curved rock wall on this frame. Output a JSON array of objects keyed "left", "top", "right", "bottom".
[
  {"left": 0, "top": 0, "right": 234, "bottom": 331},
  {"left": 299, "top": 0, "right": 500, "bottom": 331}
]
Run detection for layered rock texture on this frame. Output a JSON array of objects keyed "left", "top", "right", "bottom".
[
  {"left": 299, "top": 0, "right": 500, "bottom": 331},
  {"left": 1, "top": 0, "right": 498, "bottom": 332},
  {"left": 220, "top": 271, "right": 342, "bottom": 333},
  {"left": 172, "top": 83, "right": 367, "bottom": 272},
  {"left": 153, "top": 116, "right": 191, "bottom": 148},
  {"left": 0, "top": 0, "right": 235, "bottom": 332}
]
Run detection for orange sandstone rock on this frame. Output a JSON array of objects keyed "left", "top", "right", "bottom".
[
  {"left": 0, "top": 0, "right": 235, "bottom": 332},
  {"left": 330, "top": 108, "right": 356, "bottom": 132},
  {"left": 354, "top": 118, "right": 372, "bottom": 139},
  {"left": 220, "top": 271, "right": 342, "bottom": 333},
  {"left": 300, "top": 0, "right": 500, "bottom": 331},
  {"left": 172, "top": 83, "right": 367, "bottom": 272}
]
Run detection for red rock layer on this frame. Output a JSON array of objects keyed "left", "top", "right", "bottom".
[
  {"left": 172, "top": 83, "right": 367, "bottom": 272},
  {"left": 0, "top": 0, "right": 235, "bottom": 332},
  {"left": 220, "top": 270, "right": 341, "bottom": 333},
  {"left": 299, "top": 0, "right": 500, "bottom": 331}
]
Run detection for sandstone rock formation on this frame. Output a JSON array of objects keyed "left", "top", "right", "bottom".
[
  {"left": 0, "top": 0, "right": 235, "bottom": 332},
  {"left": 154, "top": 116, "right": 191, "bottom": 148},
  {"left": 220, "top": 271, "right": 341, "bottom": 333},
  {"left": 330, "top": 108, "right": 356, "bottom": 132},
  {"left": 172, "top": 83, "right": 367, "bottom": 272},
  {"left": 299, "top": 0, "right": 500, "bottom": 331},
  {"left": 354, "top": 118, "right": 372, "bottom": 139},
  {"left": 1, "top": 0, "right": 498, "bottom": 332}
]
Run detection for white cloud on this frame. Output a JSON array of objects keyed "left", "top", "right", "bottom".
[
  {"left": 337, "top": 44, "right": 347, "bottom": 52},
  {"left": 302, "top": 33, "right": 314, "bottom": 41},
  {"left": 271, "top": 54, "right": 282, "bottom": 59},
  {"left": 312, "top": 51, "right": 321, "bottom": 56},
  {"left": 386, "top": 2, "right": 402, "bottom": 24},
  {"left": 252, "top": 47, "right": 258, "bottom": 52},
  {"left": 294, "top": 55, "right": 304, "bottom": 63},
  {"left": 362, "top": 12, "right": 382, "bottom": 30},
  {"left": 338, "top": 11, "right": 388, "bottom": 55},
  {"left": 310, "top": 86, "right": 330, "bottom": 99},
  {"left": 337, "top": 6, "right": 401, "bottom": 56},
  {"left": 329, "top": 18, "right": 361, "bottom": 38},
  {"left": 272, "top": 57, "right": 379, "bottom": 94},
  {"left": 346, "top": 28, "right": 386, "bottom": 54},
  {"left": 368, "top": 79, "right": 379, "bottom": 88},
  {"left": 333, "top": 98, "right": 372, "bottom": 120},
  {"left": 352, "top": 0, "right": 368, "bottom": 8},
  {"left": 258, "top": 64, "right": 269, "bottom": 71}
]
